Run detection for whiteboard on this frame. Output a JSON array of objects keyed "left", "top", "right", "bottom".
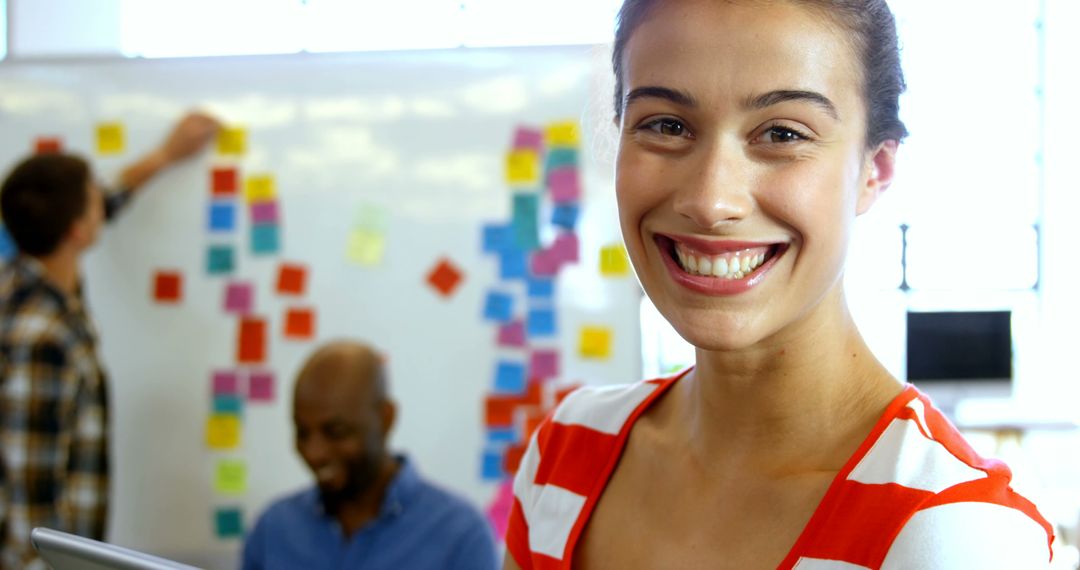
[{"left": 0, "top": 46, "right": 642, "bottom": 568}]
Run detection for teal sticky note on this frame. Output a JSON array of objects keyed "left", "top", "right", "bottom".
[
  {"left": 214, "top": 507, "right": 244, "bottom": 538},
  {"left": 251, "top": 223, "right": 280, "bottom": 255},
  {"left": 545, "top": 147, "right": 578, "bottom": 172},
  {"left": 512, "top": 194, "right": 539, "bottom": 251},
  {"left": 213, "top": 395, "right": 243, "bottom": 416},
  {"left": 207, "top": 245, "right": 235, "bottom": 275}
]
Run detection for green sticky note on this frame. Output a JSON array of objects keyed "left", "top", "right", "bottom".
[
  {"left": 213, "top": 395, "right": 243, "bottom": 416},
  {"left": 512, "top": 193, "right": 540, "bottom": 251},
  {"left": 215, "top": 459, "right": 247, "bottom": 495},
  {"left": 545, "top": 147, "right": 579, "bottom": 172},
  {"left": 251, "top": 223, "right": 280, "bottom": 255},
  {"left": 207, "top": 245, "right": 235, "bottom": 275},
  {"left": 214, "top": 507, "right": 244, "bottom": 538}
]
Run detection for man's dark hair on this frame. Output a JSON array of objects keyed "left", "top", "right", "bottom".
[{"left": 0, "top": 154, "right": 92, "bottom": 256}]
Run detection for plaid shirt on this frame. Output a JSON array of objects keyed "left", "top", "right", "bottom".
[{"left": 0, "top": 189, "right": 130, "bottom": 568}]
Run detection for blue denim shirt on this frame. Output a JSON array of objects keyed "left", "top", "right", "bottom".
[{"left": 241, "top": 456, "right": 498, "bottom": 570}]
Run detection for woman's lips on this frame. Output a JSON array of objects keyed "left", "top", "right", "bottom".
[{"left": 654, "top": 234, "right": 787, "bottom": 295}]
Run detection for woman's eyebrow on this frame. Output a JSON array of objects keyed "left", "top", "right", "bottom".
[
  {"left": 745, "top": 89, "right": 840, "bottom": 120},
  {"left": 623, "top": 86, "right": 698, "bottom": 110}
]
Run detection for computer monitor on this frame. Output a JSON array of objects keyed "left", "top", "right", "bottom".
[
  {"left": 906, "top": 310, "right": 1013, "bottom": 417},
  {"left": 30, "top": 528, "right": 200, "bottom": 570}
]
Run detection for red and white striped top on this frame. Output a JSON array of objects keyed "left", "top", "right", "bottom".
[{"left": 507, "top": 371, "right": 1054, "bottom": 569}]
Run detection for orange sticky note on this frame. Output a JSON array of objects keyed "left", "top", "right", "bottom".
[
  {"left": 212, "top": 167, "right": 239, "bottom": 196},
  {"left": 484, "top": 396, "right": 518, "bottom": 428},
  {"left": 35, "top": 137, "right": 62, "bottom": 154},
  {"left": 206, "top": 415, "right": 241, "bottom": 450},
  {"left": 276, "top": 263, "right": 307, "bottom": 296},
  {"left": 237, "top": 318, "right": 267, "bottom": 364},
  {"left": 217, "top": 126, "right": 247, "bottom": 156},
  {"left": 284, "top": 308, "right": 315, "bottom": 340},
  {"left": 96, "top": 122, "right": 125, "bottom": 155},
  {"left": 579, "top": 326, "right": 613, "bottom": 359},
  {"left": 153, "top": 271, "right": 183, "bottom": 303}
]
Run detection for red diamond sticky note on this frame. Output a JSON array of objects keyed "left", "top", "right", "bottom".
[
  {"left": 426, "top": 258, "right": 463, "bottom": 298},
  {"left": 284, "top": 307, "right": 315, "bottom": 340},
  {"left": 35, "top": 137, "right": 63, "bottom": 154},
  {"left": 153, "top": 271, "right": 183, "bottom": 303},
  {"left": 276, "top": 263, "right": 307, "bottom": 296},
  {"left": 212, "top": 167, "right": 239, "bottom": 196},
  {"left": 237, "top": 317, "right": 267, "bottom": 364}
]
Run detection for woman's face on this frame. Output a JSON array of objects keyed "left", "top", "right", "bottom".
[{"left": 616, "top": 0, "right": 895, "bottom": 351}]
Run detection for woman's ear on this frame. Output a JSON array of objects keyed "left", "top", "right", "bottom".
[{"left": 856, "top": 140, "right": 898, "bottom": 215}]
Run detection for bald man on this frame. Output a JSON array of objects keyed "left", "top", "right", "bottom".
[{"left": 241, "top": 341, "right": 498, "bottom": 570}]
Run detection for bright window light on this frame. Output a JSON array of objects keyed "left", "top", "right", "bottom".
[
  {"left": 462, "top": 0, "right": 622, "bottom": 48},
  {"left": 0, "top": 0, "right": 7, "bottom": 60},
  {"left": 303, "top": 1, "right": 463, "bottom": 53},
  {"left": 120, "top": 0, "right": 305, "bottom": 57}
]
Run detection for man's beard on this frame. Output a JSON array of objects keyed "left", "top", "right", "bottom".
[{"left": 318, "top": 452, "right": 384, "bottom": 515}]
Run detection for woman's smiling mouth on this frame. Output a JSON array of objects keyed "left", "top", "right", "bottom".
[{"left": 655, "top": 234, "right": 788, "bottom": 294}]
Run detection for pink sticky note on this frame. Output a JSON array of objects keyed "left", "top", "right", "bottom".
[
  {"left": 530, "top": 249, "right": 560, "bottom": 276},
  {"left": 223, "top": 282, "right": 253, "bottom": 314},
  {"left": 250, "top": 201, "right": 279, "bottom": 224},
  {"left": 513, "top": 126, "right": 543, "bottom": 153},
  {"left": 548, "top": 168, "right": 580, "bottom": 203},
  {"left": 528, "top": 349, "right": 559, "bottom": 379},
  {"left": 212, "top": 371, "right": 240, "bottom": 396},
  {"left": 486, "top": 479, "right": 515, "bottom": 541},
  {"left": 551, "top": 233, "right": 579, "bottom": 264},
  {"left": 248, "top": 371, "right": 275, "bottom": 402},
  {"left": 497, "top": 320, "right": 526, "bottom": 348}
]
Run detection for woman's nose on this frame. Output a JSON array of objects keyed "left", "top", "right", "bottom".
[{"left": 672, "top": 141, "right": 754, "bottom": 229}]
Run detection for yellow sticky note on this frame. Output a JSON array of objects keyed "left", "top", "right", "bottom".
[
  {"left": 600, "top": 244, "right": 631, "bottom": 277},
  {"left": 206, "top": 415, "right": 241, "bottom": 450},
  {"left": 506, "top": 150, "right": 540, "bottom": 185},
  {"left": 579, "top": 326, "right": 613, "bottom": 359},
  {"left": 346, "top": 229, "right": 386, "bottom": 266},
  {"left": 244, "top": 175, "right": 276, "bottom": 203},
  {"left": 215, "top": 459, "right": 247, "bottom": 495},
  {"left": 217, "top": 126, "right": 248, "bottom": 156},
  {"left": 96, "top": 122, "right": 125, "bottom": 155},
  {"left": 545, "top": 121, "right": 581, "bottom": 147}
]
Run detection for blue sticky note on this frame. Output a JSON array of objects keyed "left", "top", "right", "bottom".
[
  {"left": 251, "top": 223, "right": 280, "bottom": 255},
  {"left": 527, "top": 307, "right": 557, "bottom": 338},
  {"left": 483, "top": 291, "right": 515, "bottom": 323},
  {"left": 481, "top": 447, "right": 506, "bottom": 481},
  {"left": 214, "top": 507, "right": 244, "bottom": 538},
  {"left": 213, "top": 395, "right": 244, "bottom": 416},
  {"left": 551, "top": 204, "right": 580, "bottom": 230},
  {"left": 0, "top": 226, "right": 15, "bottom": 259},
  {"left": 208, "top": 201, "right": 237, "bottom": 232},
  {"left": 487, "top": 427, "right": 518, "bottom": 445},
  {"left": 512, "top": 193, "right": 540, "bottom": 251},
  {"left": 499, "top": 250, "right": 528, "bottom": 280},
  {"left": 494, "top": 361, "right": 527, "bottom": 394},
  {"left": 482, "top": 223, "right": 514, "bottom": 254},
  {"left": 527, "top": 278, "right": 554, "bottom": 300},
  {"left": 207, "top": 245, "right": 235, "bottom": 275},
  {"left": 545, "top": 147, "right": 579, "bottom": 172}
]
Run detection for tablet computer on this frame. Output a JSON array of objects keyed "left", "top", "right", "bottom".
[{"left": 30, "top": 527, "right": 201, "bottom": 570}]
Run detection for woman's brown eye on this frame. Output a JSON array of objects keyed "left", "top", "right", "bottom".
[
  {"left": 768, "top": 127, "right": 804, "bottom": 143},
  {"left": 659, "top": 119, "right": 685, "bottom": 136}
]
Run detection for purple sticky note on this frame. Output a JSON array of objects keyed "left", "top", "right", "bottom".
[
  {"left": 250, "top": 201, "right": 279, "bottom": 224},
  {"left": 551, "top": 233, "right": 579, "bottom": 264},
  {"left": 548, "top": 168, "right": 580, "bottom": 203},
  {"left": 513, "top": 126, "right": 543, "bottom": 153},
  {"left": 223, "top": 282, "right": 253, "bottom": 314},
  {"left": 497, "top": 320, "right": 526, "bottom": 348},
  {"left": 528, "top": 349, "right": 559, "bottom": 379},
  {"left": 530, "top": 249, "right": 560, "bottom": 276},
  {"left": 248, "top": 370, "right": 275, "bottom": 402},
  {"left": 212, "top": 370, "right": 240, "bottom": 396}
]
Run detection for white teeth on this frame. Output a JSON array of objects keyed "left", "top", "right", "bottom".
[
  {"left": 687, "top": 256, "right": 698, "bottom": 272},
  {"left": 713, "top": 258, "right": 727, "bottom": 277},
  {"left": 674, "top": 245, "right": 771, "bottom": 280},
  {"left": 741, "top": 256, "right": 751, "bottom": 272},
  {"left": 699, "top": 258, "right": 712, "bottom": 275}
]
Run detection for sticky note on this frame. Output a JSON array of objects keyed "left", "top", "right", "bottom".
[
  {"left": 499, "top": 250, "right": 528, "bottom": 280},
  {"left": 487, "top": 427, "right": 518, "bottom": 445},
  {"left": 551, "top": 204, "right": 580, "bottom": 231},
  {"left": 248, "top": 370, "right": 275, "bottom": 402},
  {"left": 497, "top": 320, "right": 526, "bottom": 348},
  {"left": 244, "top": 175, "right": 276, "bottom": 203},
  {"left": 212, "top": 395, "right": 244, "bottom": 416},
  {"left": 276, "top": 263, "right": 307, "bottom": 296},
  {"left": 600, "top": 244, "right": 632, "bottom": 276},
  {"left": 545, "top": 120, "right": 581, "bottom": 147},
  {"left": 528, "top": 349, "right": 559, "bottom": 379},
  {"left": 0, "top": 227, "right": 14, "bottom": 259},
  {"left": 34, "top": 137, "right": 62, "bottom": 154},
  {"left": 206, "top": 414, "right": 241, "bottom": 449},
  {"left": 551, "top": 233, "right": 579, "bottom": 264},
  {"left": 506, "top": 150, "right": 541, "bottom": 185},
  {"left": 427, "top": 258, "right": 464, "bottom": 297},
  {"left": 208, "top": 201, "right": 237, "bottom": 232},
  {"left": 237, "top": 318, "right": 267, "bottom": 364},
  {"left": 579, "top": 325, "right": 614, "bottom": 359},
  {"left": 212, "top": 167, "right": 239, "bottom": 196},
  {"left": 153, "top": 271, "right": 182, "bottom": 303},
  {"left": 215, "top": 459, "right": 247, "bottom": 495},
  {"left": 483, "top": 291, "right": 514, "bottom": 323},
  {"left": 96, "top": 122, "right": 125, "bottom": 155},
  {"left": 526, "top": 308, "right": 557, "bottom": 338},
  {"left": 481, "top": 447, "right": 506, "bottom": 481},
  {"left": 217, "top": 126, "right": 247, "bottom": 156},
  {"left": 223, "top": 281, "right": 253, "bottom": 314},
  {"left": 212, "top": 370, "right": 241, "bottom": 396},
  {"left": 527, "top": 278, "right": 554, "bottom": 300},
  {"left": 485, "top": 395, "right": 517, "bottom": 427},
  {"left": 486, "top": 479, "right": 515, "bottom": 540},
  {"left": 529, "top": 249, "right": 560, "bottom": 277},
  {"left": 513, "top": 126, "right": 543, "bottom": 153},
  {"left": 251, "top": 223, "right": 280, "bottom": 255},
  {"left": 207, "top": 244, "right": 235, "bottom": 275},
  {"left": 354, "top": 203, "right": 388, "bottom": 231},
  {"left": 346, "top": 229, "right": 386, "bottom": 266},
  {"left": 482, "top": 224, "right": 514, "bottom": 254},
  {"left": 494, "top": 361, "right": 527, "bottom": 394},
  {"left": 250, "top": 201, "right": 279, "bottom": 224},
  {"left": 545, "top": 147, "right": 578, "bottom": 171},
  {"left": 214, "top": 507, "right": 244, "bottom": 538},
  {"left": 284, "top": 307, "right": 315, "bottom": 340},
  {"left": 548, "top": 168, "right": 581, "bottom": 203},
  {"left": 512, "top": 194, "right": 540, "bottom": 251}
]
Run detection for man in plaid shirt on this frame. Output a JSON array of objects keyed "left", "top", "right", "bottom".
[{"left": 0, "top": 112, "right": 219, "bottom": 568}]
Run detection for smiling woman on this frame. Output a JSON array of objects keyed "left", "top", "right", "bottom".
[{"left": 504, "top": 1, "right": 1055, "bottom": 569}]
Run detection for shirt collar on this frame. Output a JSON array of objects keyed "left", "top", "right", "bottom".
[{"left": 9, "top": 256, "right": 79, "bottom": 312}]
